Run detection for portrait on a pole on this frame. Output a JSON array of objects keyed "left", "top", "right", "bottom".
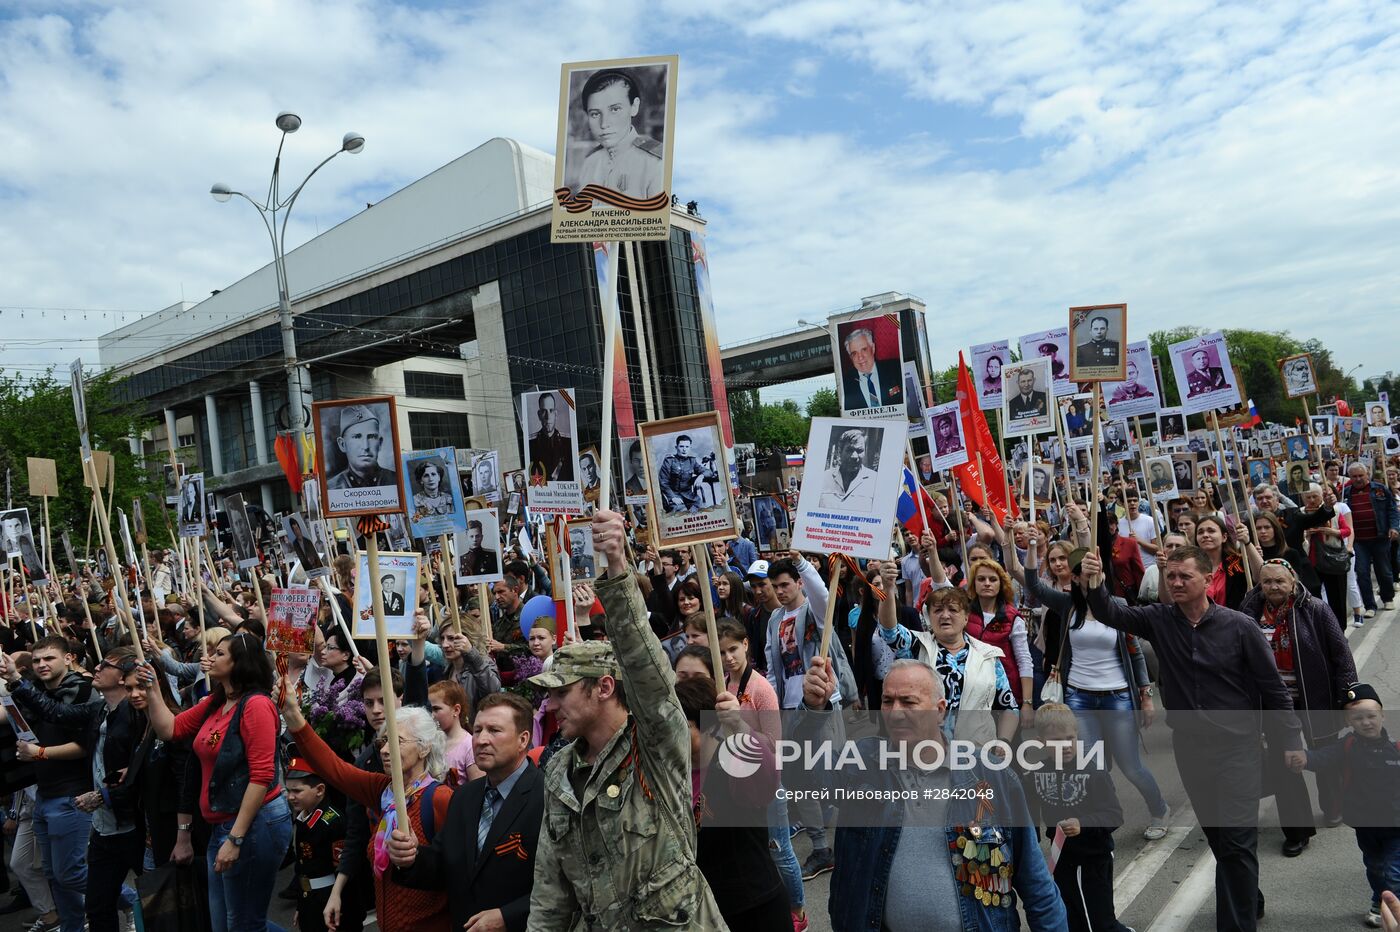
[
  {"left": 312, "top": 396, "right": 405, "bottom": 519},
  {"left": 453, "top": 508, "right": 503, "bottom": 585},
  {"left": 225, "top": 493, "right": 258, "bottom": 570},
  {"left": 1104, "top": 341, "right": 1161, "bottom": 421},
  {"left": 551, "top": 55, "right": 678, "bottom": 243},
  {"left": 1280, "top": 353, "right": 1318, "bottom": 399},
  {"left": 926, "top": 400, "right": 969, "bottom": 471},
  {"left": 353, "top": 551, "right": 420, "bottom": 639},
  {"left": 751, "top": 494, "right": 790, "bottom": 553},
  {"left": 178, "top": 472, "right": 206, "bottom": 539},
  {"left": 402, "top": 447, "right": 467, "bottom": 539},
  {"left": 791, "top": 417, "right": 904, "bottom": 560},
  {"left": 638, "top": 411, "right": 736, "bottom": 548},
  {"left": 1018, "top": 327, "right": 1073, "bottom": 397},
  {"left": 970, "top": 340, "right": 1008, "bottom": 411},
  {"left": 1002, "top": 357, "right": 1054, "bottom": 437},
  {"left": 1168, "top": 332, "right": 1241, "bottom": 415},
  {"left": 282, "top": 512, "right": 329, "bottom": 579},
  {"left": 830, "top": 309, "right": 906, "bottom": 419},
  {"left": 1068, "top": 303, "right": 1127, "bottom": 382},
  {"left": 522, "top": 388, "right": 585, "bottom": 517}
]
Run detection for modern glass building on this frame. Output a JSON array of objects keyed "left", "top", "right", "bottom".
[{"left": 99, "top": 138, "right": 719, "bottom": 514}]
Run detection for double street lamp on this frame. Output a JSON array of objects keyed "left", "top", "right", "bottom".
[{"left": 210, "top": 112, "right": 365, "bottom": 448}]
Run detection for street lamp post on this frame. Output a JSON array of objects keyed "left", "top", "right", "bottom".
[{"left": 210, "top": 112, "right": 365, "bottom": 458}]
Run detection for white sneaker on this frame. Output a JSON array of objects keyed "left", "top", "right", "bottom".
[
  {"left": 1381, "top": 601, "right": 1394, "bottom": 610},
  {"left": 27, "top": 918, "right": 59, "bottom": 932},
  {"left": 1144, "top": 806, "right": 1171, "bottom": 840},
  {"left": 1365, "top": 609, "right": 1376, "bottom": 618},
  {"left": 1366, "top": 905, "right": 1382, "bottom": 927}
]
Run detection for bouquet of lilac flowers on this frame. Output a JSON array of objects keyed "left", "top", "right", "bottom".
[
  {"left": 505, "top": 653, "right": 545, "bottom": 704},
  {"left": 305, "top": 672, "right": 367, "bottom": 753}
]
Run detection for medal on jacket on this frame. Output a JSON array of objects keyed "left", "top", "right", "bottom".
[{"left": 950, "top": 786, "right": 1012, "bottom": 909}]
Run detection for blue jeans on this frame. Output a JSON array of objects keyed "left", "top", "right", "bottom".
[
  {"left": 765, "top": 795, "right": 803, "bottom": 912},
  {"left": 32, "top": 795, "right": 93, "bottom": 932},
  {"left": 207, "top": 795, "right": 293, "bottom": 932},
  {"left": 1065, "top": 686, "right": 1168, "bottom": 818},
  {"left": 1357, "top": 829, "right": 1400, "bottom": 907},
  {"left": 1353, "top": 538, "right": 1396, "bottom": 611}
]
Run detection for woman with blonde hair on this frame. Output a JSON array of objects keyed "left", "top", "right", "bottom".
[{"left": 280, "top": 686, "right": 453, "bottom": 932}]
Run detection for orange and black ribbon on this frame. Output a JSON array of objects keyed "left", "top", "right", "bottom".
[
  {"left": 555, "top": 185, "right": 670, "bottom": 214},
  {"left": 357, "top": 515, "right": 390, "bottom": 537},
  {"left": 826, "top": 553, "right": 886, "bottom": 602}
]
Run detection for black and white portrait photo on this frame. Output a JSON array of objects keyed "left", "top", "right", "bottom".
[
  {"left": 283, "top": 512, "right": 328, "bottom": 577},
  {"left": 1003, "top": 357, "right": 1054, "bottom": 437},
  {"left": 1147, "top": 456, "right": 1176, "bottom": 496},
  {"left": 0, "top": 509, "right": 45, "bottom": 581},
  {"left": 1103, "top": 420, "right": 1131, "bottom": 460},
  {"left": 178, "top": 472, "right": 205, "bottom": 539},
  {"left": 1157, "top": 408, "right": 1187, "bottom": 444},
  {"left": 1019, "top": 327, "right": 1072, "bottom": 396},
  {"left": 817, "top": 425, "right": 884, "bottom": 514},
  {"left": 926, "top": 400, "right": 969, "bottom": 471},
  {"left": 1310, "top": 415, "right": 1333, "bottom": 441},
  {"left": 472, "top": 451, "right": 500, "bottom": 503},
  {"left": 1170, "top": 454, "right": 1197, "bottom": 492},
  {"left": 70, "top": 358, "right": 91, "bottom": 461},
  {"left": 1030, "top": 463, "right": 1055, "bottom": 505},
  {"left": 971, "top": 339, "right": 1009, "bottom": 411},
  {"left": 225, "top": 493, "right": 258, "bottom": 569},
  {"left": 552, "top": 55, "right": 678, "bottom": 242},
  {"left": 163, "top": 463, "right": 184, "bottom": 505},
  {"left": 1069, "top": 303, "right": 1127, "bottom": 382},
  {"left": 567, "top": 522, "right": 597, "bottom": 581},
  {"left": 1280, "top": 354, "right": 1318, "bottom": 399},
  {"left": 1285, "top": 435, "right": 1311, "bottom": 462},
  {"left": 832, "top": 311, "right": 905, "bottom": 418},
  {"left": 353, "top": 552, "right": 420, "bottom": 639},
  {"left": 639, "top": 411, "right": 737, "bottom": 547},
  {"left": 522, "top": 388, "right": 585, "bottom": 517},
  {"left": 623, "top": 438, "right": 649, "bottom": 504},
  {"left": 312, "top": 396, "right": 404, "bottom": 518},
  {"left": 454, "top": 508, "right": 503, "bottom": 585},
  {"left": 579, "top": 446, "right": 602, "bottom": 510},
  {"left": 751, "top": 494, "right": 790, "bottom": 552},
  {"left": 734, "top": 443, "right": 758, "bottom": 477},
  {"left": 403, "top": 447, "right": 467, "bottom": 539}
]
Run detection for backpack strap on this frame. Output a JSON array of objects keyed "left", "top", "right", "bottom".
[{"left": 419, "top": 781, "right": 442, "bottom": 843}]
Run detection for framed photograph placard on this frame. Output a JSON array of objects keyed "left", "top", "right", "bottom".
[
  {"left": 1068, "top": 303, "right": 1127, "bottom": 382},
  {"left": 353, "top": 551, "right": 421, "bottom": 639},
  {"left": 1279, "top": 353, "right": 1318, "bottom": 399},
  {"left": 403, "top": 447, "right": 467, "bottom": 539},
  {"left": 638, "top": 411, "right": 737, "bottom": 548},
  {"left": 312, "top": 396, "right": 405, "bottom": 519}
]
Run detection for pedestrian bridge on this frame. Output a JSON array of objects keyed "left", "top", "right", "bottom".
[{"left": 719, "top": 292, "right": 927, "bottom": 388}]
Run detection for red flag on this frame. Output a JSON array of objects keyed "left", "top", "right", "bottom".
[
  {"left": 274, "top": 434, "right": 304, "bottom": 495},
  {"left": 954, "top": 352, "right": 1016, "bottom": 523}
]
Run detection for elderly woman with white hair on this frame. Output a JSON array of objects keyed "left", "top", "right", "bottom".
[
  {"left": 1240, "top": 558, "right": 1358, "bottom": 852},
  {"left": 280, "top": 679, "right": 453, "bottom": 932}
]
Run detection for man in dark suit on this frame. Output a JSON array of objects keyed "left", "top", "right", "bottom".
[
  {"left": 1007, "top": 368, "right": 1048, "bottom": 420},
  {"left": 1075, "top": 314, "right": 1120, "bottom": 369},
  {"left": 381, "top": 574, "right": 405, "bottom": 616},
  {"left": 530, "top": 393, "right": 574, "bottom": 481},
  {"left": 390, "top": 693, "right": 543, "bottom": 932},
  {"left": 840, "top": 327, "right": 904, "bottom": 410}
]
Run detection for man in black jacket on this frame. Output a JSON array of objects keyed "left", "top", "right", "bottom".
[{"left": 389, "top": 692, "right": 543, "bottom": 932}]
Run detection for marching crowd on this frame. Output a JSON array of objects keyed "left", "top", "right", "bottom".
[{"left": 0, "top": 448, "right": 1399, "bottom": 932}]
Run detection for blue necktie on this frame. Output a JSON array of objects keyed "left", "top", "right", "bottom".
[
  {"left": 477, "top": 786, "right": 501, "bottom": 853},
  {"left": 864, "top": 374, "right": 877, "bottom": 406}
]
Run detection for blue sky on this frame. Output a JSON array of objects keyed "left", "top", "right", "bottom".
[{"left": 1, "top": 0, "right": 1398, "bottom": 409}]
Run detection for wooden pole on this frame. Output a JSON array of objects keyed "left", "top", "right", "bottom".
[
  {"left": 817, "top": 558, "right": 844, "bottom": 665},
  {"left": 597, "top": 242, "right": 622, "bottom": 519},
  {"left": 995, "top": 410, "right": 1013, "bottom": 520},
  {"left": 1302, "top": 396, "right": 1321, "bottom": 472},
  {"left": 82, "top": 457, "right": 144, "bottom": 662},
  {"left": 558, "top": 520, "right": 577, "bottom": 643},
  {"left": 139, "top": 543, "right": 162, "bottom": 643},
  {"left": 1211, "top": 411, "right": 1253, "bottom": 589},
  {"left": 437, "top": 534, "right": 464, "bottom": 635},
  {"left": 314, "top": 577, "right": 361, "bottom": 660},
  {"left": 1089, "top": 384, "right": 1103, "bottom": 553},
  {"left": 364, "top": 532, "right": 408, "bottom": 827},
  {"left": 692, "top": 544, "right": 724, "bottom": 695},
  {"left": 1132, "top": 416, "right": 1163, "bottom": 537},
  {"left": 948, "top": 484, "right": 971, "bottom": 575}
]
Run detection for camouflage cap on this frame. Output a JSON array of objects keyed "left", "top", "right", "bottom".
[
  {"left": 528, "top": 640, "right": 619, "bottom": 689},
  {"left": 338, "top": 404, "right": 380, "bottom": 436}
]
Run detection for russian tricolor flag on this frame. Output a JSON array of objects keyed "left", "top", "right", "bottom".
[
  {"left": 1244, "top": 399, "right": 1262, "bottom": 428},
  {"left": 785, "top": 451, "right": 805, "bottom": 466},
  {"left": 897, "top": 468, "right": 939, "bottom": 538}
]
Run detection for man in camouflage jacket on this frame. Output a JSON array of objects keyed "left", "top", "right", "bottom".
[{"left": 526, "top": 509, "right": 728, "bottom": 931}]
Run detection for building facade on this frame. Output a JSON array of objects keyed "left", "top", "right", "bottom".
[{"left": 100, "top": 138, "right": 720, "bottom": 514}]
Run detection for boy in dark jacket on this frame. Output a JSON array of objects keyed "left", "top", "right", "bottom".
[
  {"left": 284, "top": 759, "right": 344, "bottom": 932},
  {"left": 1294, "top": 683, "right": 1400, "bottom": 928},
  {"left": 1024, "top": 703, "right": 1134, "bottom": 932}
]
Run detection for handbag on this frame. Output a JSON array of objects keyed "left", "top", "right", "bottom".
[
  {"left": 1039, "top": 608, "right": 1073, "bottom": 705},
  {"left": 1315, "top": 536, "right": 1351, "bottom": 576},
  {"left": 137, "top": 862, "right": 211, "bottom": 932}
]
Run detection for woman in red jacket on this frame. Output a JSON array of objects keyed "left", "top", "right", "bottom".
[
  {"left": 141, "top": 632, "right": 291, "bottom": 932},
  {"left": 966, "top": 559, "right": 1034, "bottom": 721},
  {"left": 279, "top": 676, "right": 453, "bottom": 932}
]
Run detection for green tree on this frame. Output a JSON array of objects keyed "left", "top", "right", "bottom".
[
  {"left": 729, "top": 389, "right": 810, "bottom": 449},
  {"left": 0, "top": 369, "right": 165, "bottom": 564},
  {"left": 805, "top": 387, "right": 840, "bottom": 418}
]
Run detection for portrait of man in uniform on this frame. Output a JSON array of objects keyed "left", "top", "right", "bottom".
[
  {"left": 1184, "top": 348, "right": 1229, "bottom": 398},
  {"left": 314, "top": 397, "right": 404, "bottom": 519},
  {"left": 623, "top": 440, "right": 647, "bottom": 499},
  {"left": 326, "top": 404, "right": 395, "bottom": 490},
  {"left": 456, "top": 518, "right": 499, "bottom": 578},
  {"left": 568, "top": 526, "right": 597, "bottom": 579},
  {"left": 1076, "top": 315, "right": 1120, "bottom": 368},
  {"left": 527, "top": 391, "right": 576, "bottom": 482},
  {"left": 932, "top": 412, "right": 964, "bottom": 457},
  {"left": 1148, "top": 457, "right": 1175, "bottom": 495},
  {"left": 656, "top": 434, "right": 718, "bottom": 514},
  {"left": 1109, "top": 361, "right": 1153, "bottom": 403},
  {"left": 0, "top": 509, "right": 45, "bottom": 581}
]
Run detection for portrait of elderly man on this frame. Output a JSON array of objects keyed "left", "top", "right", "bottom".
[
  {"left": 1076, "top": 313, "right": 1120, "bottom": 368},
  {"left": 327, "top": 404, "right": 395, "bottom": 490},
  {"left": 818, "top": 428, "right": 880, "bottom": 513},
  {"left": 840, "top": 325, "right": 904, "bottom": 410}
]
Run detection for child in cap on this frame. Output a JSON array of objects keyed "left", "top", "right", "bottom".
[
  {"left": 1292, "top": 683, "right": 1400, "bottom": 927},
  {"left": 284, "top": 758, "right": 345, "bottom": 932}
]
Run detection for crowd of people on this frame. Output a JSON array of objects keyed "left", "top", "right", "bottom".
[{"left": 0, "top": 440, "right": 1398, "bottom": 932}]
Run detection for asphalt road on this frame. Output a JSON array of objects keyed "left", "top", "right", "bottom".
[{"left": 2, "top": 605, "right": 1393, "bottom": 932}]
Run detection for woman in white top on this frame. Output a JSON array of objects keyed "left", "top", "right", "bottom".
[{"left": 1022, "top": 529, "right": 1170, "bottom": 840}]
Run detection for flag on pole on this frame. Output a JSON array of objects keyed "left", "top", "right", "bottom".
[
  {"left": 1244, "top": 399, "right": 1263, "bottom": 428},
  {"left": 785, "top": 451, "right": 805, "bottom": 467},
  {"left": 953, "top": 352, "right": 1016, "bottom": 523},
  {"left": 897, "top": 468, "right": 947, "bottom": 543}
]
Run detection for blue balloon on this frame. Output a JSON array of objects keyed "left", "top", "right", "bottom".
[{"left": 520, "top": 595, "right": 556, "bottom": 639}]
